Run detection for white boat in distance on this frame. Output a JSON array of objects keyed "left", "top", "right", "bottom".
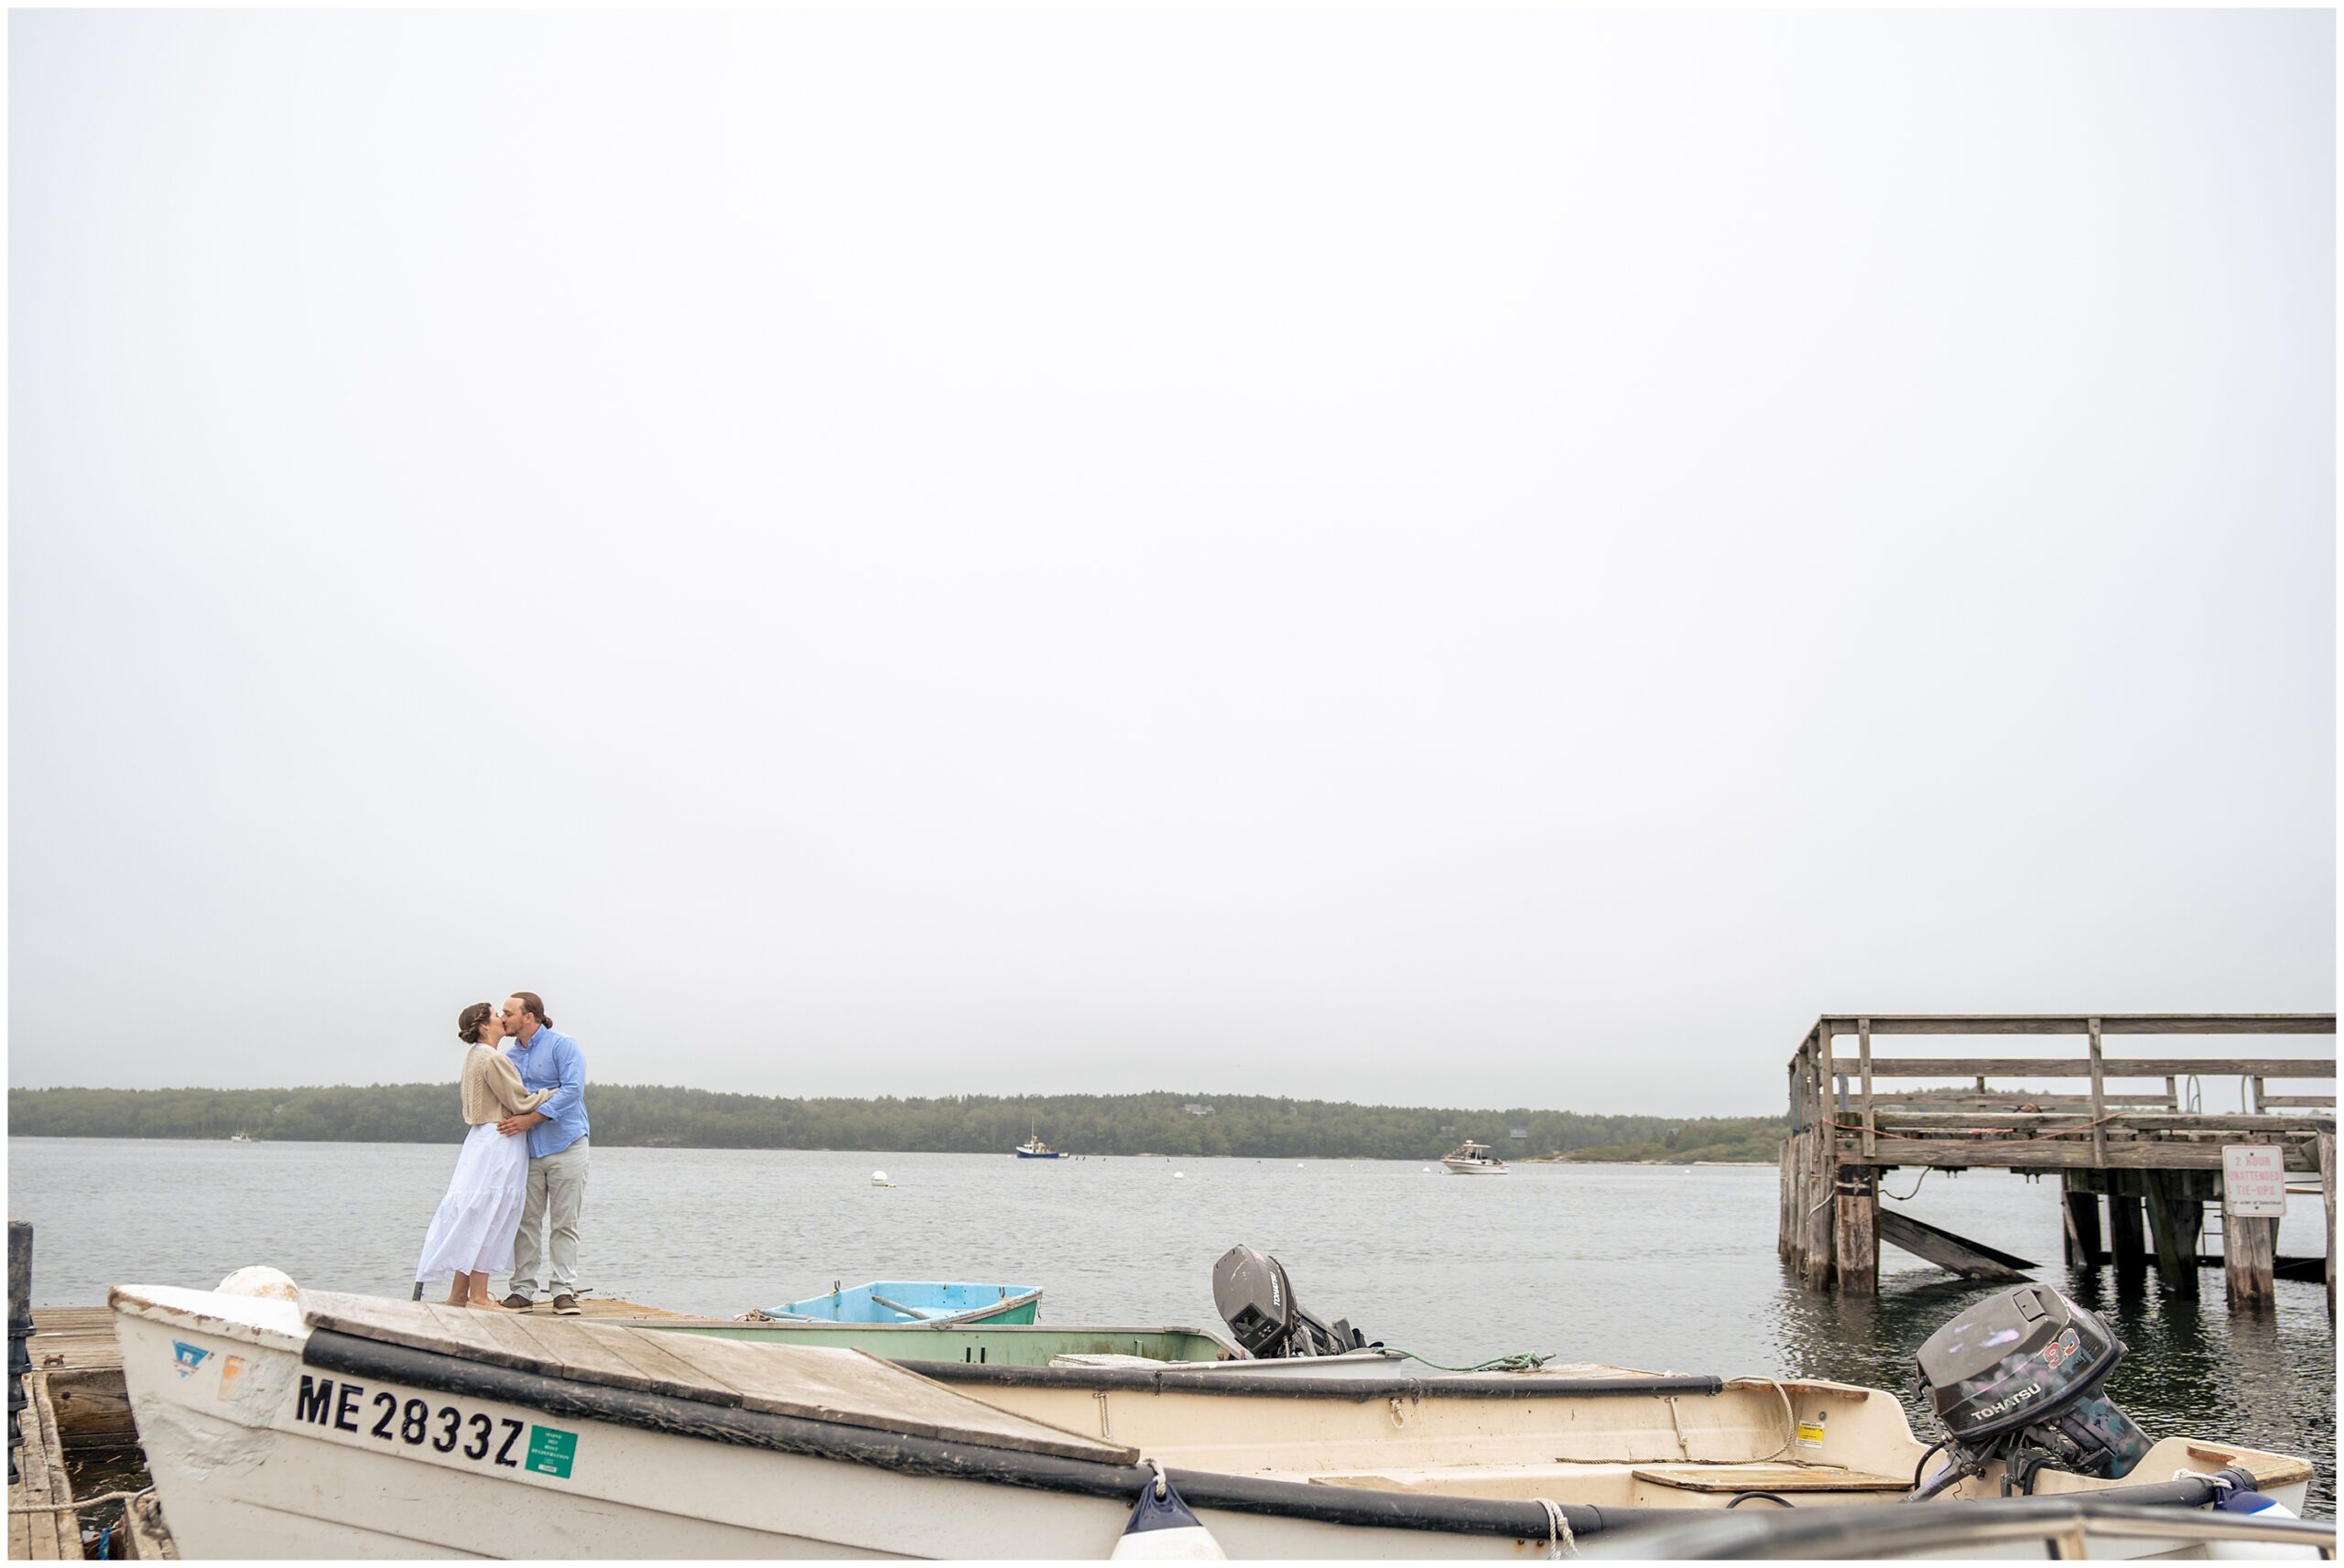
[{"left": 1440, "top": 1141, "right": 1507, "bottom": 1174}]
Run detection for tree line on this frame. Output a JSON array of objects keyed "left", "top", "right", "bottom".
[{"left": 7, "top": 1084, "right": 1785, "bottom": 1162}]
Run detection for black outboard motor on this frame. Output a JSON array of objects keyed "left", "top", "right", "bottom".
[
  {"left": 1210, "top": 1246, "right": 1373, "bottom": 1358},
  {"left": 1909, "top": 1283, "right": 2149, "bottom": 1500}
]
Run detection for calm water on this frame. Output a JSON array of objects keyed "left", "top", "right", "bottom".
[{"left": 9, "top": 1139, "right": 2334, "bottom": 1510}]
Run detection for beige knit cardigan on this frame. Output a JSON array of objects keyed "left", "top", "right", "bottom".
[{"left": 460, "top": 1045, "right": 553, "bottom": 1126}]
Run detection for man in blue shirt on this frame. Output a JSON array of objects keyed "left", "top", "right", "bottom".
[{"left": 494, "top": 991, "right": 591, "bottom": 1314}]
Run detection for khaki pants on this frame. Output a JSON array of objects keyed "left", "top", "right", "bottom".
[{"left": 508, "top": 1138, "right": 589, "bottom": 1297}]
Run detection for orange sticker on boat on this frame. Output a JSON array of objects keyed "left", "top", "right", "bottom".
[{"left": 217, "top": 1355, "right": 248, "bottom": 1398}]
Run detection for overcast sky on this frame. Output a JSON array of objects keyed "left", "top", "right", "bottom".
[{"left": 9, "top": 8, "right": 2334, "bottom": 1116}]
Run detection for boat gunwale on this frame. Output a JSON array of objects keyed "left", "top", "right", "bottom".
[
  {"left": 298, "top": 1327, "right": 1658, "bottom": 1539},
  {"left": 1620, "top": 1475, "right": 2306, "bottom": 1560},
  {"left": 908, "top": 1361, "right": 1729, "bottom": 1400}
]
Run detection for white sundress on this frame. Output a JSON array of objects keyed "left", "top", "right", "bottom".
[{"left": 415, "top": 1050, "right": 534, "bottom": 1284}]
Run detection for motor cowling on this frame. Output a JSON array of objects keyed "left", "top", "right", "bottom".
[
  {"left": 1911, "top": 1285, "right": 2148, "bottom": 1497},
  {"left": 1210, "top": 1246, "right": 1371, "bottom": 1358}
]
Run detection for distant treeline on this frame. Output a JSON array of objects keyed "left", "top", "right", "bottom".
[{"left": 6, "top": 1085, "right": 1786, "bottom": 1162}]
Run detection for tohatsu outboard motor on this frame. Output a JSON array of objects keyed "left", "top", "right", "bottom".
[
  {"left": 1210, "top": 1246, "right": 1373, "bottom": 1358},
  {"left": 1908, "top": 1284, "right": 2150, "bottom": 1500}
]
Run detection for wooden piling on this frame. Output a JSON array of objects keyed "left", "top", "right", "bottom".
[
  {"left": 2108, "top": 1177, "right": 2148, "bottom": 1279},
  {"left": 2061, "top": 1176, "right": 2103, "bottom": 1267},
  {"left": 2223, "top": 1215, "right": 2278, "bottom": 1308},
  {"left": 1834, "top": 1167, "right": 1878, "bottom": 1295},
  {"left": 1803, "top": 1030, "right": 1838, "bottom": 1288},
  {"left": 2143, "top": 1171, "right": 2202, "bottom": 1296},
  {"left": 2319, "top": 1132, "right": 2336, "bottom": 1316}
]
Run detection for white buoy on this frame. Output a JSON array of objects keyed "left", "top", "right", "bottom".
[
  {"left": 1173, "top": 1172, "right": 1185, "bottom": 1179},
  {"left": 871, "top": 1171, "right": 892, "bottom": 1187},
  {"left": 217, "top": 1265, "right": 298, "bottom": 1301}
]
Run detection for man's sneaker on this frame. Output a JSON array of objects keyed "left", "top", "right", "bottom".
[
  {"left": 551, "top": 1293, "right": 582, "bottom": 1316},
  {"left": 501, "top": 1293, "right": 536, "bottom": 1310}
]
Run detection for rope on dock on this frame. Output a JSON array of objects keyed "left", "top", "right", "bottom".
[{"left": 6, "top": 1486, "right": 153, "bottom": 1518}]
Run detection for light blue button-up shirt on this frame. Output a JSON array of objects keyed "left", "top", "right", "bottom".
[{"left": 508, "top": 1025, "right": 589, "bottom": 1159}]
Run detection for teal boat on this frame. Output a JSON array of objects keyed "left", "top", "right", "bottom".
[
  {"left": 638, "top": 1319, "right": 1243, "bottom": 1368},
  {"left": 758, "top": 1281, "right": 1044, "bottom": 1325}
]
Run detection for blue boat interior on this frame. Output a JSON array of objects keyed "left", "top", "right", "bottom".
[{"left": 762, "top": 1281, "right": 1044, "bottom": 1324}]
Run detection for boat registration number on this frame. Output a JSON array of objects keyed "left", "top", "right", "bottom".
[{"left": 294, "top": 1374, "right": 579, "bottom": 1479}]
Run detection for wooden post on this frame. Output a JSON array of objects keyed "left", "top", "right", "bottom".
[
  {"left": 1835, "top": 1166, "right": 1878, "bottom": 1295},
  {"left": 2318, "top": 1132, "right": 2335, "bottom": 1316},
  {"left": 2061, "top": 1175, "right": 2103, "bottom": 1267},
  {"left": 2224, "top": 1216, "right": 2278, "bottom": 1307},
  {"left": 1779, "top": 1136, "right": 1796, "bottom": 1261},
  {"left": 2143, "top": 1172, "right": 2200, "bottom": 1296},
  {"left": 2105, "top": 1175, "right": 2147, "bottom": 1282},
  {"left": 1859, "top": 1016, "right": 1875, "bottom": 1160},
  {"left": 2250, "top": 1076, "right": 2265, "bottom": 1116},
  {"left": 6, "top": 1218, "right": 28, "bottom": 1490},
  {"left": 1804, "top": 1025, "right": 1837, "bottom": 1288},
  {"left": 2087, "top": 1016, "right": 2108, "bottom": 1165}
]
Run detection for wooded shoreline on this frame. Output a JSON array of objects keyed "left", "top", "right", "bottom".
[{"left": 9, "top": 1085, "right": 1785, "bottom": 1163}]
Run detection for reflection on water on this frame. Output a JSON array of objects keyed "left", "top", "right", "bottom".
[{"left": 8, "top": 1139, "right": 2331, "bottom": 1512}]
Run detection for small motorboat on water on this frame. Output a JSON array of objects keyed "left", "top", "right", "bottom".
[
  {"left": 1014, "top": 1133, "right": 1070, "bottom": 1159},
  {"left": 754, "top": 1280, "right": 1043, "bottom": 1325},
  {"left": 112, "top": 1275, "right": 2327, "bottom": 1560},
  {"left": 1440, "top": 1140, "right": 1507, "bottom": 1174}
]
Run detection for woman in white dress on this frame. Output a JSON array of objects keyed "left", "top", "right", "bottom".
[{"left": 416, "top": 1001, "right": 553, "bottom": 1309}]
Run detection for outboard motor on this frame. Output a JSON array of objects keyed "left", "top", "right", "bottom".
[
  {"left": 1909, "top": 1284, "right": 2149, "bottom": 1500},
  {"left": 1210, "top": 1246, "right": 1373, "bottom": 1358}
]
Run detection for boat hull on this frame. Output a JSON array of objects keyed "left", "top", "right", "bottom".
[
  {"left": 1440, "top": 1160, "right": 1507, "bottom": 1175},
  {"left": 111, "top": 1286, "right": 2322, "bottom": 1561},
  {"left": 111, "top": 1287, "right": 1576, "bottom": 1559}
]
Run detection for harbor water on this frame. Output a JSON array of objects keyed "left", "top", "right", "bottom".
[{"left": 9, "top": 1137, "right": 2334, "bottom": 1511}]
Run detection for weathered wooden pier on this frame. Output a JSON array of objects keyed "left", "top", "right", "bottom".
[{"left": 1778, "top": 1013, "right": 2337, "bottom": 1305}]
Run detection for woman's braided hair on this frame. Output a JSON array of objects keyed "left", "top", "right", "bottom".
[{"left": 457, "top": 1000, "right": 494, "bottom": 1044}]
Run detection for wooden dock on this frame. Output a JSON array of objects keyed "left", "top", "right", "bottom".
[
  {"left": 1778, "top": 1013, "right": 2337, "bottom": 1304},
  {"left": 5, "top": 1282, "right": 697, "bottom": 1560}
]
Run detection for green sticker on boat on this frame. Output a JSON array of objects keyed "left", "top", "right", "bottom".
[{"left": 526, "top": 1425, "right": 577, "bottom": 1478}]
